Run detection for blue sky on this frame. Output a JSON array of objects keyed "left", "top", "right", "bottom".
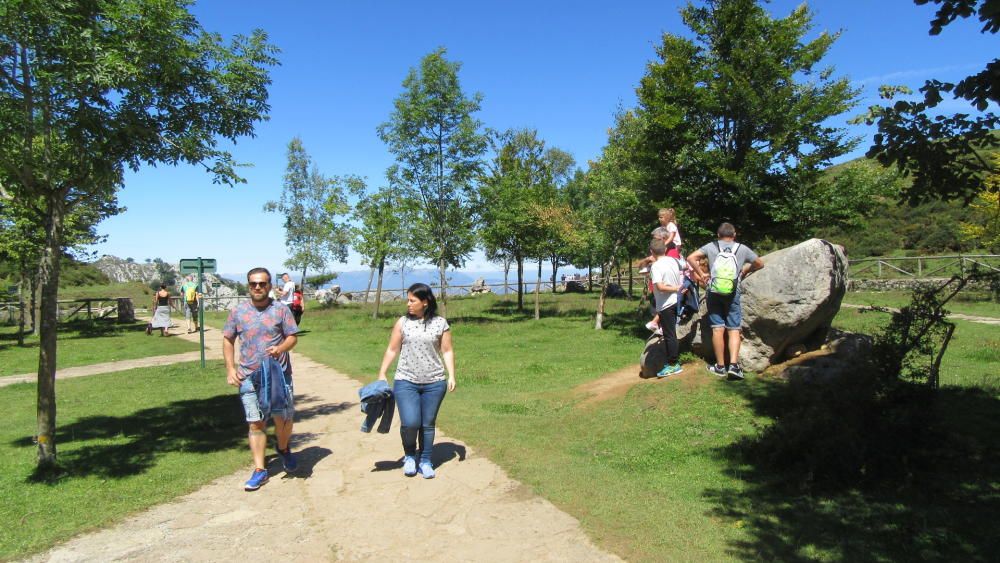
[{"left": 88, "top": 0, "right": 996, "bottom": 276}]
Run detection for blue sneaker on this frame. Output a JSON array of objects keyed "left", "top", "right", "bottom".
[
  {"left": 656, "top": 363, "right": 683, "bottom": 378},
  {"left": 277, "top": 446, "right": 298, "bottom": 473},
  {"left": 402, "top": 456, "right": 417, "bottom": 477},
  {"left": 244, "top": 469, "right": 268, "bottom": 491},
  {"left": 419, "top": 461, "right": 436, "bottom": 479},
  {"left": 707, "top": 364, "right": 727, "bottom": 378}
]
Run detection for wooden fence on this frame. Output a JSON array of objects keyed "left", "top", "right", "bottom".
[{"left": 848, "top": 255, "right": 1000, "bottom": 279}]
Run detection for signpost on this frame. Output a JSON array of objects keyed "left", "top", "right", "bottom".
[{"left": 179, "top": 257, "right": 216, "bottom": 368}]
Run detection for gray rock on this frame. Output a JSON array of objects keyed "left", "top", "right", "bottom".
[
  {"left": 605, "top": 283, "right": 627, "bottom": 298},
  {"left": 564, "top": 281, "right": 587, "bottom": 293},
  {"left": 314, "top": 288, "right": 341, "bottom": 306},
  {"left": 777, "top": 331, "right": 873, "bottom": 382},
  {"left": 470, "top": 278, "right": 492, "bottom": 295},
  {"left": 335, "top": 294, "right": 351, "bottom": 306},
  {"left": 675, "top": 238, "right": 848, "bottom": 372}
]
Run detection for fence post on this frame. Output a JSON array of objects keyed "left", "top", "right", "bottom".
[
  {"left": 877, "top": 261, "right": 882, "bottom": 278},
  {"left": 917, "top": 257, "right": 922, "bottom": 277}
]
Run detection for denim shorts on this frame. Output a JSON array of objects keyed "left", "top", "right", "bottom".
[
  {"left": 239, "top": 376, "right": 294, "bottom": 423},
  {"left": 706, "top": 290, "right": 742, "bottom": 330}
]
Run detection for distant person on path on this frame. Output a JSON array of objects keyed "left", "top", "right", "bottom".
[
  {"left": 650, "top": 239, "right": 683, "bottom": 377},
  {"left": 223, "top": 267, "right": 301, "bottom": 491},
  {"left": 180, "top": 275, "right": 201, "bottom": 333},
  {"left": 276, "top": 272, "right": 295, "bottom": 307},
  {"left": 686, "top": 222, "right": 764, "bottom": 380},
  {"left": 376, "top": 283, "right": 456, "bottom": 479},
  {"left": 147, "top": 283, "right": 172, "bottom": 337},
  {"left": 290, "top": 285, "right": 304, "bottom": 325}
]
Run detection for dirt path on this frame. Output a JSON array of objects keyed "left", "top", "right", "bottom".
[
  {"left": 1, "top": 322, "right": 221, "bottom": 388},
  {"left": 841, "top": 302, "right": 1000, "bottom": 326},
  {"left": 26, "top": 326, "right": 620, "bottom": 562}
]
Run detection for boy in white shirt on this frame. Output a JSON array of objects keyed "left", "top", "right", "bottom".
[{"left": 649, "top": 239, "right": 683, "bottom": 377}]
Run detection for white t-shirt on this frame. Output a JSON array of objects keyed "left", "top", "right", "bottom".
[
  {"left": 650, "top": 256, "right": 681, "bottom": 311},
  {"left": 666, "top": 221, "right": 682, "bottom": 247},
  {"left": 280, "top": 280, "right": 295, "bottom": 304}
]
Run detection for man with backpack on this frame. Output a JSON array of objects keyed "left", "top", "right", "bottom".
[
  {"left": 180, "top": 274, "right": 201, "bottom": 333},
  {"left": 686, "top": 222, "right": 765, "bottom": 380}
]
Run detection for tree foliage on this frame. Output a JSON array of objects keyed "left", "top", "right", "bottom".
[
  {"left": 377, "top": 48, "right": 487, "bottom": 312},
  {"left": 0, "top": 0, "right": 277, "bottom": 468},
  {"left": 855, "top": 0, "right": 999, "bottom": 204},
  {"left": 265, "top": 137, "right": 356, "bottom": 287},
  {"left": 634, "top": 0, "right": 860, "bottom": 244},
  {"left": 351, "top": 183, "right": 413, "bottom": 317}
]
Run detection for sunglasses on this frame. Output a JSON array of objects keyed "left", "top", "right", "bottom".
[{"left": 248, "top": 281, "right": 270, "bottom": 288}]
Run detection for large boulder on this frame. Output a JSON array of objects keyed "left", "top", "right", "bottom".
[
  {"left": 674, "top": 238, "right": 848, "bottom": 372},
  {"left": 470, "top": 278, "right": 492, "bottom": 295}
]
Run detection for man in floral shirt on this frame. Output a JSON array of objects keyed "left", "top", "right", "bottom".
[{"left": 223, "top": 267, "right": 300, "bottom": 491}]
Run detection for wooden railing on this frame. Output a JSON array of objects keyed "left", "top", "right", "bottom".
[{"left": 848, "top": 255, "right": 1000, "bottom": 279}]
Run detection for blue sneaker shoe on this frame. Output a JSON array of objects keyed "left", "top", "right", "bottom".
[
  {"left": 244, "top": 469, "right": 268, "bottom": 491},
  {"left": 277, "top": 446, "right": 298, "bottom": 473},
  {"left": 419, "top": 461, "right": 436, "bottom": 479},
  {"left": 402, "top": 456, "right": 417, "bottom": 477},
  {"left": 656, "top": 363, "right": 683, "bottom": 378},
  {"left": 707, "top": 364, "right": 727, "bottom": 378}
]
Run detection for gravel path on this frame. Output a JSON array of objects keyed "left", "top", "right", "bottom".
[{"left": 24, "top": 323, "right": 620, "bottom": 562}]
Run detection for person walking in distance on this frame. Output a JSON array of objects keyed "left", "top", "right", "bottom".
[
  {"left": 180, "top": 274, "right": 201, "bottom": 333},
  {"left": 375, "top": 283, "right": 456, "bottom": 479},
  {"left": 686, "top": 222, "right": 764, "bottom": 380},
  {"left": 276, "top": 272, "right": 295, "bottom": 308},
  {"left": 223, "top": 267, "right": 300, "bottom": 491}
]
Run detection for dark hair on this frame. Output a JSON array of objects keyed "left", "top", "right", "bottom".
[
  {"left": 407, "top": 283, "right": 438, "bottom": 320},
  {"left": 246, "top": 267, "right": 271, "bottom": 284},
  {"left": 717, "top": 222, "right": 736, "bottom": 238},
  {"left": 159, "top": 283, "right": 167, "bottom": 290}
]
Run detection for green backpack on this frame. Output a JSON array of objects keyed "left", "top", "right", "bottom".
[{"left": 708, "top": 242, "right": 741, "bottom": 295}]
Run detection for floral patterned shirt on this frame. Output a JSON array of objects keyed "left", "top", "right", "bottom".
[{"left": 223, "top": 299, "right": 299, "bottom": 378}]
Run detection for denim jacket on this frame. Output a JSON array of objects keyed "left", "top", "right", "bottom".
[{"left": 358, "top": 380, "right": 394, "bottom": 433}]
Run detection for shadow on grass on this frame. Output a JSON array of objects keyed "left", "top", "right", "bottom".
[
  {"left": 18, "top": 395, "right": 353, "bottom": 484},
  {"left": 704, "top": 379, "right": 1000, "bottom": 561}
]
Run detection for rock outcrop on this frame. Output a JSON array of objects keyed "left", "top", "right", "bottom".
[
  {"left": 470, "top": 278, "right": 492, "bottom": 295},
  {"left": 641, "top": 239, "right": 848, "bottom": 375}
]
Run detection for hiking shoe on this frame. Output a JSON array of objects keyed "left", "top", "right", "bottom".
[
  {"left": 645, "top": 320, "right": 659, "bottom": 333},
  {"left": 727, "top": 364, "right": 745, "bottom": 380},
  {"left": 277, "top": 446, "right": 298, "bottom": 473},
  {"left": 419, "top": 462, "right": 436, "bottom": 479},
  {"left": 244, "top": 469, "right": 268, "bottom": 491},
  {"left": 707, "top": 364, "right": 727, "bottom": 378},
  {"left": 403, "top": 456, "right": 417, "bottom": 477},
  {"left": 656, "top": 364, "right": 683, "bottom": 378}
]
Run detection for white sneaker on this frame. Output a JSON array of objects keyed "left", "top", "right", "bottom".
[
  {"left": 638, "top": 267, "right": 649, "bottom": 274},
  {"left": 645, "top": 320, "right": 659, "bottom": 332}
]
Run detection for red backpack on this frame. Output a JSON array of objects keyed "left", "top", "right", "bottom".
[{"left": 291, "top": 291, "right": 304, "bottom": 311}]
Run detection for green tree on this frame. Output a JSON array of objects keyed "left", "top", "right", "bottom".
[
  {"left": 377, "top": 48, "right": 487, "bottom": 315},
  {"left": 0, "top": 1, "right": 277, "bottom": 468},
  {"left": 265, "top": 137, "right": 356, "bottom": 288},
  {"left": 478, "top": 129, "right": 549, "bottom": 311},
  {"left": 635, "top": 0, "right": 860, "bottom": 244},
  {"left": 856, "top": 0, "right": 998, "bottom": 204},
  {"left": 352, "top": 184, "right": 412, "bottom": 318},
  {"left": 585, "top": 111, "right": 650, "bottom": 329}
]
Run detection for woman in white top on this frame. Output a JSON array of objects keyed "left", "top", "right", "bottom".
[{"left": 376, "top": 283, "right": 456, "bottom": 478}]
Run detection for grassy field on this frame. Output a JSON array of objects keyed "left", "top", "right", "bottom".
[
  {"left": 842, "top": 290, "right": 1000, "bottom": 318},
  {"left": 287, "top": 292, "right": 999, "bottom": 561},
  {"left": 0, "top": 362, "right": 250, "bottom": 559},
  {"left": 0, "top": 320, "right": 199, "bottom": 377}
]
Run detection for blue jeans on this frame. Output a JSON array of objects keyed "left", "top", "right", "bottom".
[{"left": 394, "top": 379, "right": 447, "bottom": 463}]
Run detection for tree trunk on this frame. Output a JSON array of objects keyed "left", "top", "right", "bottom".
[
  {"left": 595, "top": 245, "right": 619, "bottom": 330},
  {"left": 587, "top": 261, "right": 593, "bottom": 292},
  {"left": 36, "top": 195, "right": 66, "bottom": 468},
  {"left": 438, "top": 257, "right": 447, "bottom": 318},
  {"left": 516, "top": 256, "right": 524, "bottom": 311},
  {"left": 364, "top": 265, "right": 376, "bottom": 302},
  {"left": 372, "top": 256, "right": 385, "bottom": 320},
  {"left": 628, "top": 263, "right": 633, "bottom": 299},
  {"left": 17, "top": 272, "right": 25, "bottom": 347},
  {"left": 32, "top": 274, "right": 40, "bottom": 336},
  {"left": 550, "top": 258, "right": 559, "bottom": 294},
  {"left": 300, "top": 266, "right": 308, "bottom": 292},
  {"left": 534, "top": 258, "right": 541, "bottom": 320},
  {"left": 503, "top": 259, "right": 510, "bottom": 300}
]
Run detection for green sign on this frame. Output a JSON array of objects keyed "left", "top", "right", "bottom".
[{"left": 179, "top": 258, "right": 216, "bottom": 274}]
